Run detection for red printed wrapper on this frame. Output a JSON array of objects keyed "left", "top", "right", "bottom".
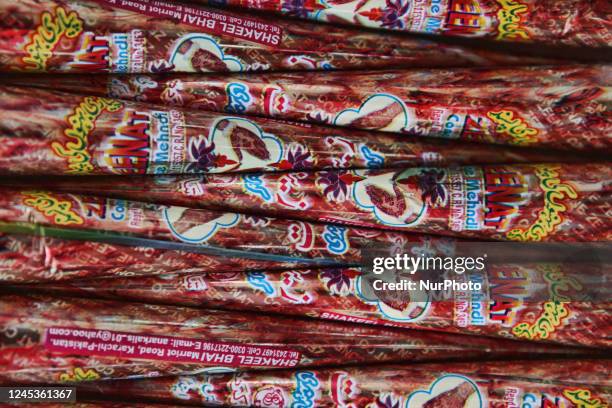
[
  {"left": 38, "top": 265, "right": 611, "bottom": 348},
  {"left": 191, "top": 0, "right": 612, "bottom": 47},
  {"left": 0, "top": 294, "right": 578, "bottom": 384},
  {"left": 8, "top": 65, "right": 612, "bottom": 105},
  {"left": 0, "top": 233, "right": 321, "bottom": 283},
  {"left": 25, "top": 163, "right": 612, "bottom": 241},
  {"left": 0, "top": 0, "right": 550, "bottom": 74},
  {"left": 7, "top": 65, "right": 611, "bottom": 103},
  {"left": 0, "top": 188, "right": 449, "bottom": 268},
  {"left": 0, "top": 86, "right": 573, "bottom": 176},
  {"left": 4, "top": 67, "right": 610, "bottom": 150},
  {"left": 71, "top": 361, "right": 612, "bottom": 407}
]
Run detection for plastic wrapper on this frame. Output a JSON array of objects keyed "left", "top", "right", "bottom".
[
  {"left": 0, "top": 187, "right": 447, "bottom": 270},
  {"left": 7, "top": 65, "right": 611, "bottom": 105},
  {"left": 0, "top": 233, "right": 325, "bottom": 283},
  {"left": 0, "top": 0, "right": 550, "bottom": 74},
  {"left": 23, "top": 162, "right": 612, "bottom": 241},
  {"left": 70, "top": 360, "right": 612, "bottom": 407},
  {"left": 0, "top": 293, "right": 579, "bottom": 384},
  {"left": 4, "top": 68, "right": 610, "bottom": 151},
  {"left": 0, "top": 86, "right": 576, "bottom": 176},
  {"left": 36, "top": 265, "right": 611, "bottom": 348},
  {"left": 190, "top": 0, "right": 612, "bottom": 47}
]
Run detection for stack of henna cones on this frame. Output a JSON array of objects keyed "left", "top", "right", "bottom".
[{"left": 0, "top": 0, "right": 610, "bottom": 406}]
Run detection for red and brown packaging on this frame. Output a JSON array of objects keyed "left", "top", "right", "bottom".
[
  {"left": 188, "top": 0, "right": 612, "bottom": 47},
  {"left": 0, "top": 187, "right": 452, "bottom": 268},
  {"left": 25, "top": 163, "right": 612, "bottom": 241},
  {"left": 0, "top": 232, "right": 321, "bottom": 283},
  {"left": 0, "top": 0, "right": 551, "bottom": 74},
  {"left": 71, "top": 360, "right": 612, "bottom": 407},
  {"left": 8, "top": 65, "right": 610, "bottom": 106},
  {"left": 37, "top": 264, "right": 611, "bottom": 348},
  {"left": 4, "top": 66, "right": 610, "bottom": 150},
  {"left": 0, "top": 293, "right": 579, "bottom": 384},
  {"left": 0, "top": 85, "right": 576, "bottom": 176}
]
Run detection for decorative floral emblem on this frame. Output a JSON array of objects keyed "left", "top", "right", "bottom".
[
  {"left": 187, "top": 138, "right": 237, "bottom": 172},
  {"left": 317, "top": 171, "right": 365, "bottom": 202},
  {"left": 281, "top": 0, "right": 324, "bottom": 18},
  {"left": 417, "top": 169, "right": 447, "bottom": 207},
  {"left": 272, "top": 144, "right": 313, "bottom": 171},
  {"left": 306, "top": 110, "right": 332, "bottom": 124},
  {"left": 359, "top": 0, "right": 412, "bottom": 29},
  {"left": 319, "top": 268, "right": 360, "bottom": 295}
]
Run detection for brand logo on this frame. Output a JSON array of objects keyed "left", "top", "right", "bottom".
[
  {"left": 563, "top": 389, "right": 607, "bottom": 408},
  {"left": 511, "top": 265, "right": 577, "bottom": 340},
  {"left": 52, "top": 97, "right": 123, "bottom": 174},
  {"left": 323, "top": 225, "right": 349, "bottom": 255},
  {"left": 487, "top": 109, "right": 538, "bottom": 145},
  {"left": 254, "top": 385, "right": 286, "bottom": 408},
  {"left": 483, "top": 167, "right": 528, "bottom": 230},
  {"left": 291, "top": 372, "right": 320, "bottom": 408},
  {"left": 225, "top": 82, "right": 254, "bottom": 114},
  {"left": 72, "top": 33, "right": 111, "bottom": 72},
  {"left": 101, "top": 109, "right": 152, "bottom": 174},
  {"left": 445, "top": 0, "right": 486, "bottom": 35},
  {"left": 506, "top": 165, "right": 577, "bottom": 241},
  {"left": 23, "top": 7, "right": 84, "bottom": 71},
  {"left": 488, "top": 266, "right": 529, "bottom": 326},
  {"left": 247, "top": 271, "right": 276, "bottom": 296},
  {"left": 244, "top": 173, "right": 274, "bottom": 202},
  {"left": 183, "top": 275, "right": 208, "bottom": 291},
  {"left": 59, "top": 367, "right": 100, "bottom": 382},
  {"left": 22, "top": 192, "right": 84, "bottom": 226},
  {"left": 359, "top": 145, "right": 385, "bottom": 168},
  {"left": 495, "top": 0, "right": 530, "bottom": 40}
]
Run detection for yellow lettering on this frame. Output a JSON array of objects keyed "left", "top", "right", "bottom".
[
  {"left": 487, "top": 109, "right": 538, "bottom": 145},
  {"left": 23, "top": 7, "right": 84, "bottom": 71},
  {"left": 563, "top": 389, "right": 608, "bottom": 408},
  {"left": 51, "top": 97, "right": 123, "bottom": 174},
  {"left": 506, "top": 165, "right": 578, "bottom": 241},
  {"left": 495, "top": 0, "right": 530, "bottom": 41},
  {"left": 510, "top": 265, "right": 578, "bottom": 340},
  {"left": 22, "top": 191, "right": 84, "bottom": 225},
  {"left": 59, "top": 367, "right": 100, "bottom": 382}
]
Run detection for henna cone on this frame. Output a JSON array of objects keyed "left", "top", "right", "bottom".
[
  {"left": 0, "top": 187, "right": 459, "bottom": 270},
  {"left": 30, "top": 265, "right": 611, "bottom": 348},
  {"left": 0, "top": 232, "right": 323, "bottom": 283},
  {"left": 19, "top": 163, "right": 611, "bottom": 241},
  {"left": 0, "top": 0, "right": 553, "bottom": 74},
  {"left": 188, "top": 0, "right": 612, "bottom": 48},
  {"left": 0, "top": 293, "right": 582, "bottom": 384},
  {"left": 69, "top": 360, "right": 612, "bottom": 407},
  {"left": 0, "top": 86, "right": 574, "bottom": 176},
  {"left": 8, "top": 65, "right": 610, "bottom": 105},
  {"left": 3, "top": 67, "right": 610, "bottom": 150}
]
